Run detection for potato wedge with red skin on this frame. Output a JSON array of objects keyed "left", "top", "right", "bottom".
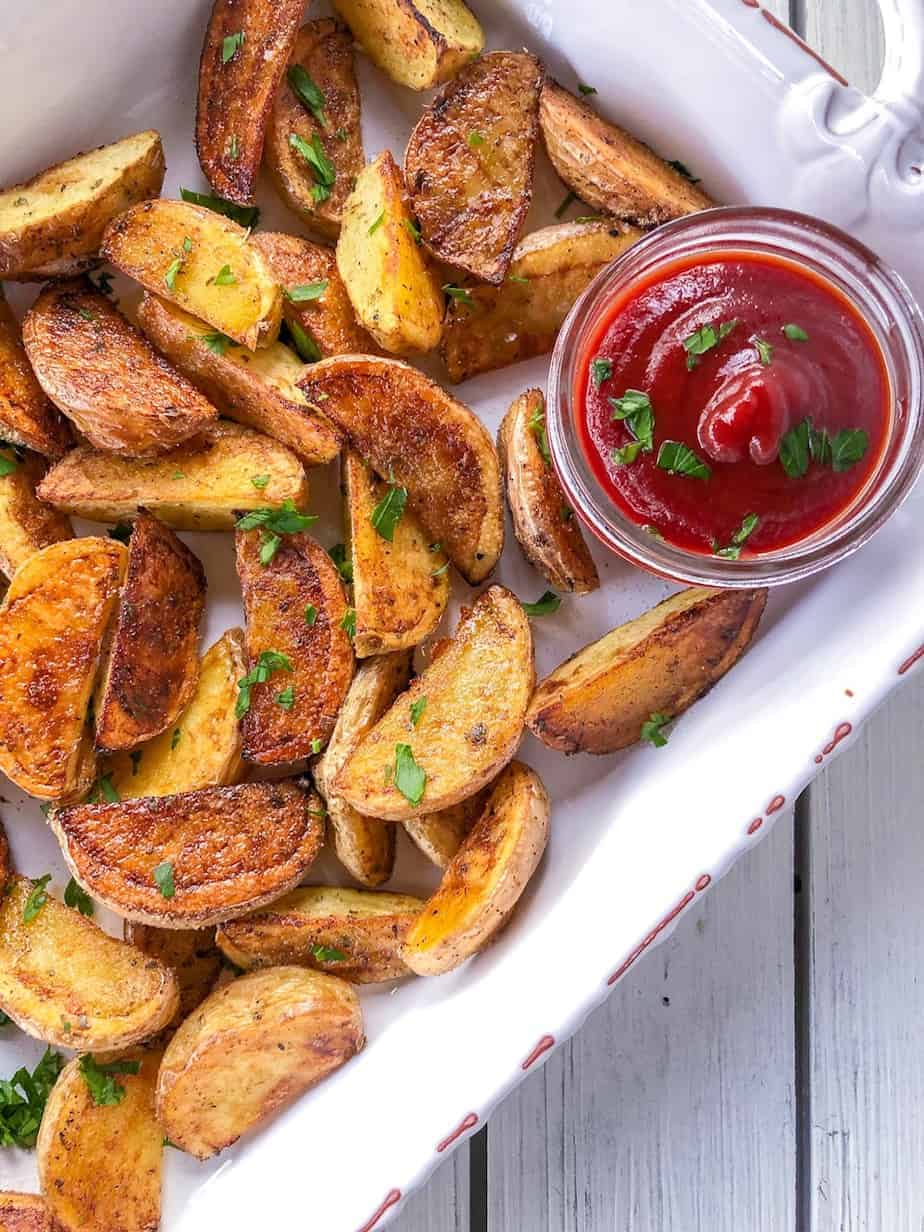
[
  {"left": 498, "top": 389, "right": 599, "bottom": 594},
  {"left": 405, "top": 51, "right": 543, "bottom": 285},
  {"left": 196, "top": 0, "right": 305, "bottom": 206},
  {"left": 0, "top": 292, "right": 71, "bottom": 457},
  {"left": 331, "top": 0, "right": 484, "bottom": 90},
  {"left": 265, "top": 20, "right": 365, "bottom": 240},
  {"left": 402, "top": 787, "right": 491, "bottom": 869},
  {"left": 401, "top": 760, "right": 550, "bottom": 975},
  {"left": 124, "top": 923, "right": 222, "bottom": 1021},
  {"left": 156, "top": 966, "right": 363, "bottom": 1159},
  {"left": 0, "top": 448, "right": 73, "bottom": 581},
  {"left": 300, "top": 355, "right": 503, "bottom": 585},
  {"left": 0, "top": 1193, "right": 50, "bottom": 1231},
  {"left": 94, "top": 513, "right": 206, "bottom": 753},
  {"left": 23, "top": 280, "right": 218, "bottom": 457},
  {"left": 527, "top": 587, "right": 768, "bottom": 755},
  {"left": 539, "top": 80, "right": 713, "bottom": 227}
]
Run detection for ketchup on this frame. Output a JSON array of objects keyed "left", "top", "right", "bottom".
[{"left": 576, "top": 251, "right": 890, "bottom": 556}]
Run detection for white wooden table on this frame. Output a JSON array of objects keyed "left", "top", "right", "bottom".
[{"left": 395, "top": 4, "right": 915, "bottom": 1229}]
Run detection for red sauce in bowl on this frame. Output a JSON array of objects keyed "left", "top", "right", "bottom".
[{"left": 576, "top": 251, "right": 890, "bottom": 556}]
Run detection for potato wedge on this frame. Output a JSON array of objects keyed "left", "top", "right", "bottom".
[
  {"left": 0, "top": 821, "right": 10, "bottom": 886},
  {"left": 300, "top": 356, "right": 503, "bottom": 584},
  {"left": 94, "top": 513, "right": 206, "bottom": 753},
  {"left": 217, "top": 886, "right": 424, "bottom": 982},
  {"left": 0, "top": 131, "right": 165, "bottom": 281},
  {"left": 0, "top": 1193, "right": 50, "bottom": 1231},
  {"left": 440, "top": 219, "right": 644, "bottom": 383},
  {"left": 0, "top": 292, "right": 71, "bottom": 457},
  {"left": 539, "top": 81, "right": 713, "bottom": 226},
  {"left": 401, "top": 760, "right": 549, "bottom": 975},
  {"left": 265, "top": 21, "right": 365, "bottom": 240},
  {"left": 336, "top": 151, "right": 444, "bottom": 354},
  {"left": 334, "top": 585, "right": 534, "bottom": 820},
  {"left": 101, "top": 200, "right": 282, "bottom": 349},
  {"left": 37, "top": 1049, "right": 163, "bottom": 1232},
  {"left": 105, "top": 629, "right": 245, "bottom": 798},
  {"left": 343, "top": 450, "right": 449, "bottom": 657},
  {"left": 0, "top": 876, "right": 178, "bottom": 1049},
  {"left": 196, "top": 0, "right": 305, "bottom": 206},
  {"left": 527, "top": 587, "right": 768, "bottom": 755},
  {"left": 236, "top": 526, "right": 354, "bottom": 764},
  {"left": 22, "top": 280, "right": 218, "bottom": 458},
  {"left": 0, "top": 538, "right": 125, "bottom": 799},
  {"left": 405, "top": 51, "right": 543, "bottom": 285},
  {"left": 331, "top": 0, "right": 483, "bottom": 90},
  {"left": 498, "top": 389, "right": 599, "bottom": 594},
  {"left": 156, "top": 966, "right": 363, "bottom": 1159},
  {"left": 51, "top": 781, "right": 326, "bottom": 929},
  {"left": 315, "top": 651, "right": 413, "bottom": 886},
  {"left": 251, "top": 231, "right": 378, "bottom": 358},
  {"left": 0, "top": 448, "right": 73, "bottom": 580},
  {"left": 124, "top": 923, "right": 222, "bottom": 1021},
  {"left": 36, "top": 421, "right": 308, "bottom": 532},
  {"left": 137, "top": 293, "right": 342, "bottom": 465},
  {"left": 402, "top": 787, "right": 490, "bottom": 869}
]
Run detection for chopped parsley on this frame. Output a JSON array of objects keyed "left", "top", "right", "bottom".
[
  {"left": 577, "top": 82, "right": 597, "bottom": 95},
  {"left": 171, "top": 728, "right": 182, "bottom": 750},
  {"left": 391, "top": 743, "right": 426, "bottom": 807},
  {"left": 310, "top": 738, "right": 323, "bottom": 755},
  {"left": 200, "top": 331, "right": 236, "bottom": 356},
  {"left": 276, "top": 685, "right": 295, "bottom": 710},
  {"left": 64, "top": 878, "right": 94, "bottom": 917},
  {"left": 164, "top": 236, "right": 192, "bottom": 291},
  {"left": 0, "top": 1048, "right": 63, "bottom": 1147},
  {"left": 289, "top": 133, "right": 336, "bottom": 205},
  {"left": 591, "top": 357, "right": 612, "bottom": 388},
  {"left": 304, "top": 604, "right": 317, "bottom": 626},
  {"left": 179, "top": 188, "right": 259, "bottom": 229},
  {"left": 286, "top": 319, "right": 322, "bottom": 362},
  {"left": 682, "top": 319, "right": 739, "bottom": 369},
  {"left": 555, "top": 191, "right": 577, "bottom": 218},
  {"left": 22, "top": 874, "right": 52, "bottom": 924},
  {"left": 108, "top": 522, "right": 132, "bottom": 544},
  {"left": 641, "top": 712, "right": 671, "bottom": 748},
  {"left": 370, "top": 482, "right": 408, "bottom": 542},
  {"left": 236, "top": 650, "right": 294, "bottom": 717},
  {"left": 612, "top": 440, "right": 645, "bottom": 466},
  {"left": 79, "top": 1054, "right": 140, "bottom": 1107},
  {"left": 236, "top": 500, "right": 319, "bottom": 565},
  {"left": 328, "top": 543, "right": 353, "bottom": 583},
  {"left": 211, "top": 263, "right": 236, "bottom": 286},
  {"left": 667, "top": 159, "right": 700, "bottom": 184},
  {"left": 311, "top": 944, "right": 347, "bottom": 963},
  {"left": 713, "top": 513, "right": 760, "bottom": 559},
  {"left": 285, "top": 280, "right": 327, "bottom": 303},
  {"left": 77, "top": 307, "right": 95, "bottom": 322},
  {"left": 528, "top": 399, "right": 552, "bottom": 466},
  {"left": 368, "top": 210, "right": 385, "bottom": 236},
  {"left": 467, "top": 131, "right": 485, "bottom": 148},
  {"left": 222, "top": 31, "right": 245, "bottom": 63},
  {"left": 656, "top": 440, "right": 711, "bottom": 480},
  {"left": 830, "top": 428, "right": 869, "bottom": 472},
  {"left": 752, "top": 336, "right": 774, "bottom": 367},
  {"left": 409, "top": 697, "right": 427, "bottom": 727},
  {"left": 609, "top": 389, "right": 654, "bottom": 454},
  {"left": 287, "top": 65, "right": 328, "bottom": 128},
  {"left": 443, "top": 283, "right": 474, "bottom": 307},
  {"left": 783, "top": 323, "right": 809, "bottom": 342},
  {"left": 0, "top": 453, "right": 18, "bottom": 478},
  {"left": 93, "top": 271, "right": 115, "bottom": 295},
  {"left": 780, "top": 417, "right": 868, "bottom": 479},
  {"left": 521, "top": 591, "right": 561, "bottom": 617},
  {"left": 404, "top": 218, "right": 422, "bottom": 244},
  {"left": 251, "top": 474, "right": 270, "bottom": 489},
  {"left": 340, "top": 608, "right": 356, "bottom": 639},
  {"left": 153, "top": 861, "right": 175, "bottom": 899}
]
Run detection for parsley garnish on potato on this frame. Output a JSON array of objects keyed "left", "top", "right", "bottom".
[
  {"left": 78, "top": 1054, "right": 141, "bottom": 1106},
  {"left": 0, "top": 1048, "right": 63, "bottom": 1147}
]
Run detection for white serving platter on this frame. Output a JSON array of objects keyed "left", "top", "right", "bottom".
[{"left": 1, "top": 0, "right": 924, "bottom": 1228}]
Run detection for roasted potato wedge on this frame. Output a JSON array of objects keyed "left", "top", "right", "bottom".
[
  {"left": 23, "top": 280, "right": 218, "bottom": 458},
  {"left": 0, "top": 821, "right": 9, "bottom": 886},
  {"left": 36, "top": 421, "right": 309, "bottom": 531},
  {"left": 402, "top": 787, "right": 490, "bottom": 869},
  {"left": 0, "top": 538, "right": 125, "bottom": 799},
  {"left": 0, "top": 875, "right": 178, "bottom": 1049},
  {"left": 401, "top": 760, "right": 550, "bottom": 975},
  {"left": 527, "top": 587, "right": 768, "bottom": 755},
  {"left": 196, "top": 0, "right": 305, "bottom": 206},
  {"left": 334, "top": 585, "right": 534, "bottom": 820},
  {"left": 0, "top": 292, "right": 71, "bottom": 457},
  {"left": 101, "top": 200, "right": 282, "bottom": 349},
  {"left": 251, "top": 231, "right": 378, "bottom": 357},
  {"left": 105, "top": 629, "right": 245, "bottom": 798},
  {"left": 265, "top": 20, "right": 365, "bottom": 239},
  {"left": 137, "top": 293, "right": 342, "bottom": 465},
  {"left": 498, "top": 389, "right": 599, "bottom": 594},
  {"left": 217, "top": 886, "right": 424, "bottom": 982},
  {"left": 156, "top": 966, "right": 363, "bottom": 1159},
  {"left": 51, "top": 781, "right": 326, "bottom": 929},
  {"left": 336, "top": 151, "right": 444, "bottom": 354},
  {"left": 343, "top": 450, "right": 450, "bottom": 657},
  {"left": 331, "top": 0, "right": 483, "bottom": 90},
  {"left": 37, "top": 1049, "right": 163, "bottom": 1232},
  {"left": 94, "top": 513, "right": 206, "bottom": 752},
  {"left": 300, "top": 355, "right": 503, "bottom": 584},
  {"left": 0, "top": 448, "right": 73, "bottom": 580},
  {"left": 124, "top": 923, "right": 222, "bottom": 1021},
  {"left": 0, "top": 131, "right": 165, "bottom": 281},
  {"left": 440, "top": 219, "right": 644, "bottom": 383},
  {"left": 315, "top": 651, "right": 413, "bottom": 886},
  {"left": 539, "top": 80, "right": 713, "bottom": 226},
  {"left": 0, "top": 1193, "right": 50, "bottom": 1231},
  {"left": 405, "top": 51, "right": 543, "bottom": 285}
]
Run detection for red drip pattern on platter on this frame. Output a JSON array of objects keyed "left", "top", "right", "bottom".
[
  {"left": 813, "top": 721, "right": 853, "bottom": 764},
  {"left": 766, "top": 794, "right": 786, "bottom": 815},
  {"left": 356, "top": 1189, "right": 402, "bottom": 1232},
  {"left": 845, "top": 688, "right": 854, "bottom": 697},
  {"left": 522, "top": 1034, "right": 555, "bottom": 1071},
  {"left": 437, "top": 1113, "right": 478, "bottom": 1153},
  {"left": 694, "top": 873, "right": 711, "bottom": 892},
  {"left": 737, "top": 1, "right": 848, "bottom": 85},
  {"left": 747, "top": 817, "right": 763, "bottom": 835},
  {"left": 606, "top": 867, "right": 714, "bottom": 987},
  {"left": 899, "top": 644, "right": 924, "bottom": 675}
]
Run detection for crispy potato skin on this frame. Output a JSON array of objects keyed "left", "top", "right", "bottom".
[
  {"left": 440, "top": 219, "right": 643, "bottom": 383},
  {"left": 156, "top": 966, "right": 363, "bottom": 1159},
  {"left": 498, "top": 390, "right": 599, "bottom": 594},
  {"left": 0, "top": 538, "right": 126, "bottom": 799},
  {"left": 52, "top": 781, "right": 325, "bottom": 929},
  {"left": 331, "top": 0, "right": 484, "bottom": 90},
  {"left": 539, "top": 81, "right": 713, "bottom": 226},
  {"left": 124, "top": 923, "right": 222, "bottom": 1021},
  {"left": 0, "top": 1193, "right": 51, "bottom": 1231},
  {"left": 105, "top": 629, "right": 245, "bottom": 798},
  {"left": 527, "top": 587, "right": 768, "bottom": 755},
  {"left": 236, "top": 528, "right": 354, "bottom": 764},
  {"left": 405, "top": 51, "right": 543, "bottom": 284},
  {"left": 94, "top": 514, "right": 206, "bottom": 753},
  {"left": 343, "top": 450, "right": 450, "bottom": 657},
  {"left": 401, "top": 761, "right": 549, "bottom": 974},
  {"left": 402, "top": 787, "right": 490, "bottom": 869},
  {"left": 37, "top": 1050, "right": 163, "bottom": 1232},
  {"left": 22, "top": 281, "right": 218, "bottom": 457},
  {"left": 334, "top": 585, "right": 534, "bottom": 821},
  {"left": 265, "top": 21, "right": 365, "bottom": 240},
  {"left": 196, "top": 0, "right": 305, "bottom": 205},
  {"left": 36, "top": 421, "right": 309, "bottom": 531},
  {"left": 0, "top": 876, "right": 178, "bottom": 1049},
  {"left": 0, "top": 131, "right": 165, "bottom": 281},
  {"left": 217, "top": 886, "right": 424, "bottom": 982},
  {"left": 0, "top": 448, "right": 73, "bottom": 581},
  {"left": 101, "top": 200, "right": 282, "bottom": 349},
  {"left": 301, "top": 356, "right": 503, "bottom": 584},
  {"left": 0, "top": 294, "right": 72, "bottom": 457}
]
